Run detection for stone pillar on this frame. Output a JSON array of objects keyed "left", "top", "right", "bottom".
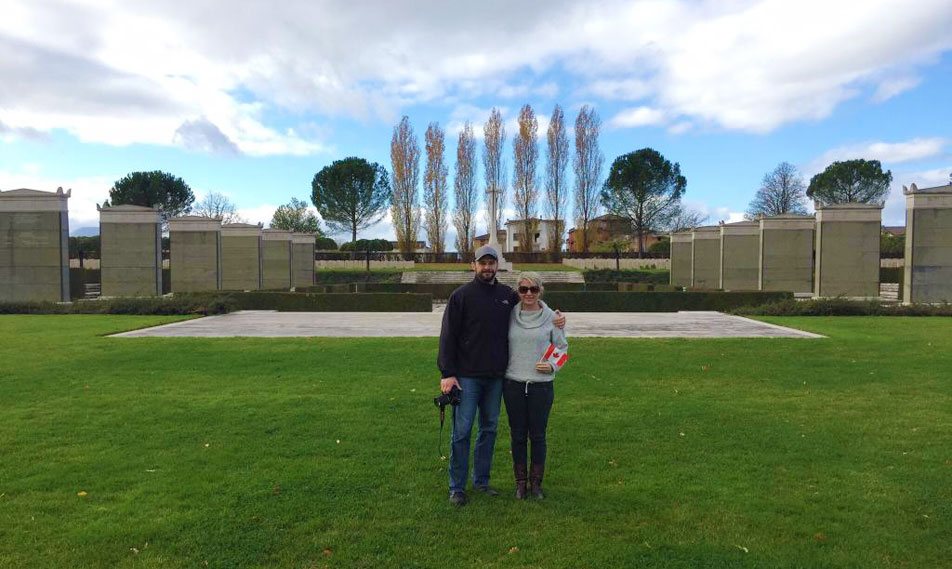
[
  {"left": 904, "top": 182, "right": 952, "bottom": 303},
  {"left": 669, "top": 232, "right": 693, "bottom": 287},
  {"left": 261, "top": 229, "right": 292, "bottom": 290},
  {"left": 759, "top": 215, "right": 815, "bottom": 293},
  {"left": 0, "top": 188, "right": 71, "bottom": 302},
  {"left": 169, "top": 216, "right": 221, "bottom": 292},
  {"left": 99, "top": 205, "right": 162, "bottom": 297},
  {"left": 815, "top": 204, "right": 882, "bottom": 298},
  {"left": 291, "top": 233, "right": 315, "bottom": 289},
  {"left": 691, "top": 226, "right": 721, "bottom": 289},
  {"left": 221, "top": 223, "right": 262, "bottom": 291},
  {"left": 719, "top": 221, "right": 760, "bottom": 291}
]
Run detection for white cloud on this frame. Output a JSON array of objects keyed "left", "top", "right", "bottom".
[
  {"left": 608, "top": 106, "right": 667, "bottom": 129},
  {"left": 804, "top": 137, "right": 947, "bottom": 175},
  {"left": 872, "top": 76, "right": 922, "bottom": 102},
  {"left": 1, "top": 0, "right": 950, "bottom": 152}
]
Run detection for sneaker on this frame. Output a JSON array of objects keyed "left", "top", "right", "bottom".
[
  {"left": 449, "top": 491, "right": 467, "bottom": 506},
  {"left": 474, "top": 485, "right": 500, "bottom": 496}
]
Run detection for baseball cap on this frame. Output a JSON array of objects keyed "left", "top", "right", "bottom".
[{"left": 474, "top": 245, "right": 499, "bottom": 261}]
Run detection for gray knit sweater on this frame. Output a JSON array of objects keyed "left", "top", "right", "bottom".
[{"left": 504, "top": 300, "right": 569, "bottom": 383}]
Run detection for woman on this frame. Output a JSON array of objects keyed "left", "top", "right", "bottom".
[{"left": 503, "top": 272, "right": 568, "bottom": 499}]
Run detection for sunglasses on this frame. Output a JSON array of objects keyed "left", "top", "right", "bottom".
[{"left": 517, "top": 286, "right": 541, "bottom": 294}]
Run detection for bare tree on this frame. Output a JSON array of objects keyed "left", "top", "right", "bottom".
[
  {"left": 666, "top": 206, "right": 709, "bottom": 232},
  {"left": 483, "top": 107, "right": 507, "bottom": 246},
  {"left": 573, "top": 105, "right": 603, "bottom": 253},
  {"left": 512, "top": 104, "right": 539, "bottom": 252},
  {"left": 390, "top": 116, "right": 421, "bottom": 258},
  {"left": 194, "top": 191, "right": 244, "bottom": 224},
  {"left": 544, "top": 104, "right": 569, "bottom": 253},
  {"left": 423, "top": 122, "right": 449, "bottom": 254},
  {"left": 453, "top": 121, "right": 479, "bottom": 256},
  {"left": 745, "top": 162, "right": 809, "bottom": 219}
]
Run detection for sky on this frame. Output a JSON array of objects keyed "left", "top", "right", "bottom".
[{"left": 2, "top": 0, "right": 951, "bottom": 245}]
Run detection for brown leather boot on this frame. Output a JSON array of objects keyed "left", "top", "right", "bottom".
[
  {"left": 529, "top": 463, "right": 545, "bottom": 499},
  {"left": 514, "top": 463, "right": 528, "bottom": 500}
]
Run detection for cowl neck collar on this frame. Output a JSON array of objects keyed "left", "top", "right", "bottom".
[{"left": 513, "top": 300, "right": 552, "bottom": 329}]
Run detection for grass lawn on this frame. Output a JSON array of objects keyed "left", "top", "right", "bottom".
[{"left": 0, "top": 315, "right": 949, "bottom": 568}]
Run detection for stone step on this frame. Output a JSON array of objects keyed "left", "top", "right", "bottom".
[
  {"left": 402, "top": 271, "right": 585, "bottom": 284},
  {"left": 84, "top": 283, "right": 101, "bottom": 299}
]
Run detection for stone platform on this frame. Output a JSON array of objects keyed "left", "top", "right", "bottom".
[{"left": 113, "top": 311, "right": 822, "bottom": 339}]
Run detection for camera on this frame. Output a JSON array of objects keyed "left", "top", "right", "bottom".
[{"left": 433, "top": 385, "right": 461, "bottom": 408}]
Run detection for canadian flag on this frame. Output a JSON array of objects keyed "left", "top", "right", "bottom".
[{"left": 542, "top": 343, "right": 569, "bottom": 370}]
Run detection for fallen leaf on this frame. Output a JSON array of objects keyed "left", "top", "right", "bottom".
[
  {"left": 131, "top": 548, "right": 139, "bottom": 555},
  {"left": 272, "top": 484, "right": 281, "bottom": 495},
  {"left": 77, "top": 491, "right": 87, "bottom": 497},
  {"left": 679, "top": 432, "right": 685, "bottom": 437},
  {"left": 204, "top": 443, "right": 210, "bottom": 448},
  {"left": 322, "top": 548, "right": 333, "bottom": 557},
  {"left": 734, "top": 544, "right": 749, "bottom": 553},
  {"left": 508, "top": 546, "right": 519, "bottom": 554},
  {"left": 814, "top": 532, "right": 827, "bottom": 542}
]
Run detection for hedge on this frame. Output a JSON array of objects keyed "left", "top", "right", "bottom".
[
  {"left": 543, "top": 291, "right": 793, "bottom": 312},
  {"left": 0, "top": 294, "right": 235, "bottom": 315},
  {"left": 219, "top": 292, "right": 432, "bottom": 312},
  {"left": 313, "top": 271, "right": 403, "bottom": 284},
  {"left": 731, "top": 297, "right": 952, "bottom": 317},
  {"left": 582, "top": 269, "right": 671, "bottom": 284},
  {"left": 299, "top": 284, "right": 354, "bottom": 294}
]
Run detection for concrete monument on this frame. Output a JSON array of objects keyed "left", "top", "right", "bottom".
[
  {"left": 221, "top": 223, "right": 262, "bottom": 291},
  {"left": 814, "top": 203, "right": 882, "bottom": 298},
  {"left": 99, "top": 205, "right": 162, "bottom": 297},
  {"left": 691, "top": 226, "right": 721, "bottom": 288},
  {"left": 261, "top": 229, "right": 292, "bottom": 290},
  {"left": 903, "top": 182, "right": 952, "bottom": 303},
  {"left": 759, "top": 215, "right": 815, "bottom": 293},
  {"left": 719, "top": 221, "right": 759, "bottom": 291},
  {"left": 291, "top": 233, "right": 316, "bottom": 289},
  {"left": 169, "top": 216, "right": 221, "bottom": 292},
  {"left": 669, "top": 232, "right": 693, "bottom": 287},
  {"left": 0, "top": 188, "right": 70, "bottom": 302}
]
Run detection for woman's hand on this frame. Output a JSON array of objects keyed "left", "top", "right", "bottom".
[{"left": 535, "top": 362, "right": 554, "bottom": 374}]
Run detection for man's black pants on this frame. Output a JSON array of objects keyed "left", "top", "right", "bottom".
[{"left": 502, "top": 379, "right": 554, "bottom": 466}]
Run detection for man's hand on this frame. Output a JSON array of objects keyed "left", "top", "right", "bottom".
[
  {"left": 441, "top": 376, "right": 461, "bottom": 394},
  {"left": 553, "top": 310, "right": 566, "bottom": 329}
]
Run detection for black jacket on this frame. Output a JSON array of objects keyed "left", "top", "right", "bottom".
[{"left": 438, "top": 277, "right": 519, "bottom": 379}]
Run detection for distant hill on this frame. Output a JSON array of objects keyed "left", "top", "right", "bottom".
[{"left": 71, "top": 226, "right": 99, "bottom": 237}]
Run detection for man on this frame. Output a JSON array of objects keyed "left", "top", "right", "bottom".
[{"left": 438, "top": 245, "right": 564, "bottom": 506}]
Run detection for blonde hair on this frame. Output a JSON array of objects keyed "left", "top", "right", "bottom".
[{"left": 517, "top": 271, "right": 544, "bottom": 295}]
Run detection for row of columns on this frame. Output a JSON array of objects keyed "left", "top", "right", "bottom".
[
  {"left": 0, "top": 189, "right": 319, "bottom": 301},
  {"left": 670, "top": 182, "right": 952, "bottom": 303}
]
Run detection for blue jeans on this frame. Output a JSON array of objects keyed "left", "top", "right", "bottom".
[{"left": 448, "top": 376, "right": 503, "bottom": 493}]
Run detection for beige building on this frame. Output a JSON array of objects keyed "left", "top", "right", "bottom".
[
  {"left": 0, "top": 188, "right": 71, "bottom": 302},
  {"left": 903, "top": 182, "right": 952, "bottom": 303},
  {"left": 99, "top": 205, "right": 162, "bottom": 297},
  {"left": 504, "top": 218, "right": 563, "bottom": 252}
]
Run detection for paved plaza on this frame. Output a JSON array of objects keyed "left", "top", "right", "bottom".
[{"left": 113, "top": 310, "right": 823, "bottom": 339}]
